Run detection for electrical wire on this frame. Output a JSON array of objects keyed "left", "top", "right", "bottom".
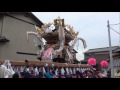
[
  {"left": 110, "top": 26, "right": 120, "bottom": 35},
  {"left": 110, "top": 29, "right": 119, "bottom": 46},
  {"left": 110, "top": 23, "right": 120, "bottom": 26},
  {"left": 110, "top": 26, "right": 120, "bottom": 46}
]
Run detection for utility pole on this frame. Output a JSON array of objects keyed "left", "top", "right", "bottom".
[
  {"left": 107, "top": 20, "right": 114, "bottom": 78},
  {"left": 0, "top": 15, "right": 4, "bottom": 37},
  {"left": 118, "top": 12, "right": 120, "bottom": 73}
]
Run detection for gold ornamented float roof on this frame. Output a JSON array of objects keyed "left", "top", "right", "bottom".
[{"left": 36, "top": 17, "right": 79, "bottom": 45}]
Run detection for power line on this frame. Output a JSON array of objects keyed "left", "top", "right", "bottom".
[
  {"left": 110, "top": 26, "right": 120, "bottom": 35},
  {"left": 109, "top": 13, "right": 120, "bottom": 46},
  {"left": 110, "top": 23, "right": 120, "bottom": 25},
  {"left": 110, "top": 29, "right": 119, "bottom": 46}
]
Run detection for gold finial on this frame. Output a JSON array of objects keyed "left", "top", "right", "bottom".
[
  {"left": 47, "top": 23, "right": 52, "bottom": 27},
  {"left": 74, "top": 32, "right": 79, "bottom": 38},
  {"left": 37, "top": 28, "right": 45, "bottom": 35},
  {"left": 57, "top": 16, "right": 61, "bottom": 19},
  {"left": 71, "top": 31, "right": 79, "bottom": 38}
]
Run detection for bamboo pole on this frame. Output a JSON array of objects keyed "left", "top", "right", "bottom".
[{"left": 0, "top": 60, "right": 91, "bottom": 68}]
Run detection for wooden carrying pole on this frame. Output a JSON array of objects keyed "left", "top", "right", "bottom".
[{"left": 0, "top": 60, "right": 91, "bottom": 68}]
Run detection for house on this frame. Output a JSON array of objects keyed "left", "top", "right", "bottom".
[
  {"left": 81, "top": 46, "right": 120, "bottom": 70},
  {"left": 0, "top": 12, "right": 43, "bottom": 61},
  {"left": 112, "top": 47, "right": 120, "bottom": 74}
]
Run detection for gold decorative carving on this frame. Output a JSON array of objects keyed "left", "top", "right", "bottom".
[{"left": 37, "top": 17, "right": 79, "bottom": 38}]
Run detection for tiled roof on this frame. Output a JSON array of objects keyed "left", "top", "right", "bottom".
[
  {"left": 1, "top": 12, "right": 43, "bottom": 27},
  {"left": 84, "top": 46, "right": 120, "bottom": 53}
]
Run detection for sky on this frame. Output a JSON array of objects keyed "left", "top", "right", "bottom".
[{"left": 32, "top": 12, "right": 120, "bottom": 61}]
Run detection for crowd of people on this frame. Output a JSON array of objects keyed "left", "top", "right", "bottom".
[
  {"left": 12, "top": 66, "right": 111, "bottom": 78},
  {"left": 0, "top": 60, "right": 112, "bottom": 78}
]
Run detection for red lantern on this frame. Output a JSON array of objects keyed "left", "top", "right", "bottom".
[
  {"left": 88, "top": 58, "right": 96, "bottom": 66},
  {"left": 101, "top": 60, "right": 109, "bottom": 68}
]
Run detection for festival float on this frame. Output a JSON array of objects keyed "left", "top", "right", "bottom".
[
  {"left": 27, "top": 17, "right": 87, "bottom": 64},
  {"left": 0, "top": 17, "right": 91, "bottom": 78},
  {"left": 0, "top": 17, "right": 89, "bottom": 68}
]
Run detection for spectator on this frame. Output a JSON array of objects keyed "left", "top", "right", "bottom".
[
  {"left": 107, "top": 69, "right": 111, "bottom": 78},
  {"left": 60, "top": 75, "right": 65, "bottom": 78},
  {"left": 24, "top": 72, "right": 30, "bottom": 78},
  {"left": 12, "top": 73, "right": 19, "bottom": 78},
  {"left": 19, "top": 72, "right": 25, "bottom": 78},
  {"left": 98, "top": 72, "right": 103, "bottom": 78},
  {"left": 86, "top": 71, "right": 93, "bottom": 78},
  {"left": 30, "top": 70, "right": 35, "bottom": 78},
  {"left": 82, "top": 73, "right": 86, "bottom": 78},
  {"left": 45, "top": 67, "right": 53, "bottom": 78},
  {"left": 92, "top": 70, "right": 98, "bottom": 78},
  {"left": 25, "top": 59, "right": 29, "bottom": 67}
]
